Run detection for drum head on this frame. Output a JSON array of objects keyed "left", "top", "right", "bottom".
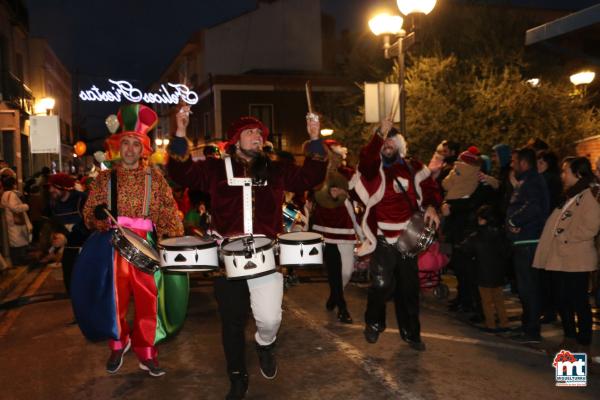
[
  {"left": 278, "top": 231, "right": 322, "bottom": 245},
  {"left": 222, "top": 236, "right": 273, "bottom": 252},
  {"left": 159, "top": 236, "right": 216, "bottom": 249},
  {"left": 122, "top": 228, "right": 159, "bottom": 261}
]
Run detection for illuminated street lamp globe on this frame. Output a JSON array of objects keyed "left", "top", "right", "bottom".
[
  {"left": 570, "top": 71, "right": 595, "bottom": 86},
  {"left": 155, "top": 138, "right": 163, "bottom": 146},
  {"left": 397, "top": 0, "right": 437, "bottom": 16},
  {"left": 368, "top": 13, "right": 404, "bottom": 36}
]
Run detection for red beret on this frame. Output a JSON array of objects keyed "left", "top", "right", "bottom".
[
  {"left": 226, "top": 116, "right": 269, "bottom": 146},
  {"left": 48, "top": 173, "right": 76, "bottom": 191}
]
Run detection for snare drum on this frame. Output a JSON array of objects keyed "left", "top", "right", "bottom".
[
  {"left": 221, "top": 235, "right": 276, "bottom": 280},
  {"left": 158, "top": 236, "right": 219, "bottom": 272},
  {"left": 277, "top": 232, "right": 323, "bottom": 267},
  {"left": 112, "top": 227, "right": 160, "bottom": 274}
]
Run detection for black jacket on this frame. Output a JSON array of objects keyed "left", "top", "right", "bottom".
[{"left": 459, "top": 225, "right": 512, "bottom": 287}]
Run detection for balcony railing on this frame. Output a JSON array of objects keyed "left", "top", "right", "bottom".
[{"left": 0, "top": 71, "right": 34, "bottom": 115}]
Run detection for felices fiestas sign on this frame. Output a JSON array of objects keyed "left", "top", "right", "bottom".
[{"left": 78, "top": 79, "right": 199, "bottom": 105}]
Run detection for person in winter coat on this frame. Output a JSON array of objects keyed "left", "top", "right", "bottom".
[
  {"left": 506, "top": 148, "right": 550, "bottom": 344},
  {"left": 0, "top": 175, "right": 32, "bottom": 265},
  {"left": 459, "top": 205, "right": 511, "bottom": 332},
  {"left": 533, "top": 157, "right": 600, "bottom": 350}
]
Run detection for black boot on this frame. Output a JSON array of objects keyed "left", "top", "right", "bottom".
[
  {"left": 325, "top": 297, "right": 335, "bottom": 311},
  {"left": 337, "top": 308, "right": 353, "bottom": 324},
  {"left": 256, "top": 342, "right": 277, "bottom": 379},
  {"left": 226, "top": 371, "right": 248, "bottom": 400},
  {"left": 364, "top": 322, "right": 385, "bottom": 344}
]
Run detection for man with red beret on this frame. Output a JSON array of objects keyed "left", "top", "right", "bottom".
[
  {"left": 47, "top": 173, "right": 89, "bottom": 296},
  {"left": 83, "top": 104, "right": 184, "bottom": 377},
  {"left": 168, "top": 106, "right": 327, "bottom": 400}
]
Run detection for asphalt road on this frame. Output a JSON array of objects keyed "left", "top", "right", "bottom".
[{"left": 0, "top": 265, "right": 598, "bottom": 400}]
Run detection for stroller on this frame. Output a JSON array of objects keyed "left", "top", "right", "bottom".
[{"left": 418, "top": 241, "right": 449, "bottom": 299}]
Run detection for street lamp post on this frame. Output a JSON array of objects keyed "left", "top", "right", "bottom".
[
  {"left": 369, "top": 1, "right": 437, "bottom": 136},
  {"left": 570, "top": 70, "right": 595, "bottom": 97}
]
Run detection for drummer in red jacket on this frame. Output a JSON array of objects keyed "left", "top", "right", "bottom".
[
  {"left": 353, "top": 117, "right": 441, "bottom": 351},
  {"left": 308, "top": 139, "right": 362, "bottom": 324},
  {"left": 167, "top": 106, "right": 327, "bottom": 400}
]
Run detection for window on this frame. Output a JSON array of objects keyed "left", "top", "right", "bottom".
[{"left": 249, "top": 104, "right": 274, "bottom": 140}]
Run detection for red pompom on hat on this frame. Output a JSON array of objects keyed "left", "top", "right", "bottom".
[
  {"left": 226, "top": 116, "right": 269, "bottom": 146},
  {"left": 48, "top": 173, "right": 76, "bottom": 191},
  {"left": 459, "top": 146, "right": 481, "bottom": 166}
]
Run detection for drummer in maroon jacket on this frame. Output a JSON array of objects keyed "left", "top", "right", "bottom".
[
  {"left": 353, "top": 118, "right": 441, "bottom": 351},
  {"left": 309, "top": 139, "right": 363, "bottom": 324},
  {"left": 167, "top": 106, "right": 327, "bottom": 400}
]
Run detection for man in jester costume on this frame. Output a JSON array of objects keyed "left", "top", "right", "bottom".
[{"left": 77, "top": 104, "right": 186, "bottom": 377}]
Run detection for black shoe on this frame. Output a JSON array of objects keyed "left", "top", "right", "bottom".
[
  {"left": 256, "top": 342, "right": 277, "bottom": 379},
  {"left": 106, "top": 340, "right": 131, "bottom": 374},
  {"left": 511, "top": 333, "right": 542, "bottom": 344},
  {"left": 226, "top": 371, "right": 249, "bottom": 400},
  {"left": 138, "top": 359, "right": 166, "bottom": 377},
  {"left": 400, "top": 329, "right": 426, "bottom": 351},
  {"left": 337, "top": 309, "right": 353, "bottom": 324},
  {"left": 325, "top": 297, "right": 335, "bottom": 311},
  {"left": 364, "top": 323, "right": 384, "bottom": 344}
]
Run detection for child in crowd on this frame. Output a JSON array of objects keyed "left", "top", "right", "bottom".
[{"left": 459, "top": 205, "right": 511, "bottom": 332}]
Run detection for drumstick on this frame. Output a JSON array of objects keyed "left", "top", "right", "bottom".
[
  {"left": 103, "top": 208, "right": 126, "bottom": 235},
  {"left": 305, "top": 81, "right": 314, "bottom": 115},
  {"left": 388, "top": 95, "right": 399, "bottom": 121}
]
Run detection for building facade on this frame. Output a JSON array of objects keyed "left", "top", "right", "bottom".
[
  {"left": 151, "top": 0, "right": 351, "bottom": 155},
  {"left": 29, "top": 37, "right": 73, "bottom": 173},
  {"left": 0, "top": 0, "right": 33, "bottom": 187}
]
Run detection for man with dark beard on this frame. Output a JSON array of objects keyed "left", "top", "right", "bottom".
[
  {"left": 167, "top": 107, "right": 327, "bottom": 400},
  {"left": 353, "top": 118, "right": 441, "bottom": 351}
]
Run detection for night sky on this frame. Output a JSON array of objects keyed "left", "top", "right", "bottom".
[{"left": 24, "top": 0, "right": 597, "bottom": 145}]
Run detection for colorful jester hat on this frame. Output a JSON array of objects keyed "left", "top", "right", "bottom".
[{"left": 104, "top": 104, "right": 158, "bottom": 160}]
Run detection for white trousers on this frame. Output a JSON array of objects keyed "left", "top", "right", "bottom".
[
  {"left": 337, "top": 243, "right": 356, "bottom": 288},
  {"left": 247, "top": 272, "right": 284, "bottom": 346}
]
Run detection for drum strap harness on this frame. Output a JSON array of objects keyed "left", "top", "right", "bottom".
[
  {"left": 107, "top": 167, "right": 153, "bottom": 219},
  {"left": 393, "top": 159, "right": 420, "bottom": 213},
  {"left": 224, "top": 156, "right": 267, "bottom": 235}
]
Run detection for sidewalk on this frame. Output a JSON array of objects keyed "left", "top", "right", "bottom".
[{"left": 0, "top": 266, "right": 29, "bottom": 300}]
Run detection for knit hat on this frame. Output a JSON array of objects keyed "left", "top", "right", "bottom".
[
  {"left": 226, "top": 116, "right": 269, "bottom": 146},
  {"left": 458, "top": 146, "right": 481, "bottom": 166},
  {"left": 48, "top": 173, "right": 76, "bottom": 191},
  {"left": 104, "top": 104, "right": 157, "bottom": 159}
]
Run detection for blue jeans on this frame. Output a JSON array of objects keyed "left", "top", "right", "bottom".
[{"left": 513, "top": 244, "right": 541, "bottom": 337}]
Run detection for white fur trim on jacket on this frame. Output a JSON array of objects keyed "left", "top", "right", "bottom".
[{"left": 352, "top": 160, "right": 432, "bottom": 256}]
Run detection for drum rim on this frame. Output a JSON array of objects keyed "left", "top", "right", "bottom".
[
  {"left": 278, "top": 262, "right": 323, "bottom": 267},
  {"left": 159, "top": 242, "right": 217, "bottom": 251},
  {"left": 220, "top": 242, "right": 275, "bottom": 256},
  {"left": 277, "top": 235, "right": 323, "bottom": 245},
  {"left": 225, "top": 268, "right": 277, "bottom": 281}
]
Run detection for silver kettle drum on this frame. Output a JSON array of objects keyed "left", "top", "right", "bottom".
[{"left": 394, "top": 212, "right": 436, "bottom": 257}]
